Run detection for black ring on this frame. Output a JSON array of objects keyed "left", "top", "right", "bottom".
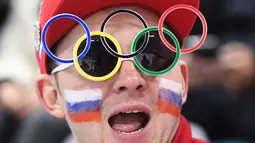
[{"left": 100, "top": 9, "right": 149, "bottom": 58}]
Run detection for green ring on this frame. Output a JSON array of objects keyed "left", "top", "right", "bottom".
[{"left": 131, "top": 26, "right": 181, "bottom": 76}]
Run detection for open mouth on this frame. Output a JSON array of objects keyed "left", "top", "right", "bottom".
[{"left": 108, "top": 110, "right": 150, "bottom": 134}]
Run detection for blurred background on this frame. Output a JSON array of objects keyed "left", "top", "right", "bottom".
[{"left": 0, "top": 0, "right": 254, "bottom": 143}]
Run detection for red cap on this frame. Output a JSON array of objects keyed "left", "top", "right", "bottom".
[{"left": 35, "top": 0, "right": 199, "bottom": 74}]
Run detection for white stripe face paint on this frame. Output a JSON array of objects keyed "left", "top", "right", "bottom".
[
  {"left": 63, "top": 88, "right": 103, "bottom": 104},
  {"left": 159, "top": 78, "right": 182, "bottom": 93}
]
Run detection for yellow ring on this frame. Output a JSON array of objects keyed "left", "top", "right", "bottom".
[{"left": 73, "top": 31, "right": 123, "bottom": 81}]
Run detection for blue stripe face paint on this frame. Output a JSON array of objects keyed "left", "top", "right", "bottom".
[
  {"left": 158, "top": 88, "right": 182, "bottom": 108},
  {"left": 67, "top": 99, "right": 101, "bottom": 113}
]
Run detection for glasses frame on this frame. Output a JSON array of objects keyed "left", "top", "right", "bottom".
[{"left": 52, "top": 27, "right": 180, "bottom": 81}]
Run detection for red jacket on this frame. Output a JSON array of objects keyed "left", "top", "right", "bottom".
[{"left": 172, "top": 115, "right": 207, "bottom": 143}]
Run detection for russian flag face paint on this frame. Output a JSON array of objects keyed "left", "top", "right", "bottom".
[
  {"left": 158, "top": 78, "right": 183, "bottom": 117},
  {"left": 63, "top": 88, "right": 103, "bottom": 123}
]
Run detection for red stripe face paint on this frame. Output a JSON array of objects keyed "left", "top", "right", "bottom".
[{"left": 68, "top": 111, "right": 101, "bottom": 123}]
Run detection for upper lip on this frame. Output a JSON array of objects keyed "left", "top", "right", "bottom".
[{"left": 108, "top": 103, "right": 152, "bottom": 119}]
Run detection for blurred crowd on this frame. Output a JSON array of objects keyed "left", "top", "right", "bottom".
[{"left": 0, "top": 0, "right": 254, "bottom": 143}]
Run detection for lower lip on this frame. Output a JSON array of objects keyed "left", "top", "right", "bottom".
[{"left": 110, "top": 122, "right": 150, "bottom": 143}]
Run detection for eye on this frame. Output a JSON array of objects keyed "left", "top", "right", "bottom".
[{"left": 150, "top": 48, "right": 165, "bottom": 58}]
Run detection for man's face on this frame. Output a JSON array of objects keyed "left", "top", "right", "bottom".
[{"left": 36, "top": 6, "right": 189, "bottom": 143}]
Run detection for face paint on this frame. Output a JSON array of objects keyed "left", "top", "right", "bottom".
[
  {"left": 158, "top": 78, "right": 183, "bottom": 117},
  {"left": 63, "top": 88, "right": 103, "bottom": 123}
]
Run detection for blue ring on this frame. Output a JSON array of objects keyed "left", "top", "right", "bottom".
[{"left": 41, "top": 13, "right": 91, "bottom": 63}]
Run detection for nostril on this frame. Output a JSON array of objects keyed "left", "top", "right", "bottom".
[
  {"left": 119, "top": 86, "right": 128, "bottom": 91},
  {"left": 136, "top": 85, "right": 143, "bottom": 90}
]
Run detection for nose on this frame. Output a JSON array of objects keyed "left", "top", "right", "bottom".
[{"left": 113, "top": 60, "right": 147, "bottom": 94}]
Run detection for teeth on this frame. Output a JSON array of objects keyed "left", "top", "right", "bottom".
[
  {"left": 124, "top": 111, "right": 132, "bottom": 113},
  {"left": 132, "top": 110, "right": 141, "bottom": 113},
  {"left": 118, "top": 128, "right": 144, "bottom": 135},
  {"left": 122, "top": 110, "right": 143, "bottom": 114}
]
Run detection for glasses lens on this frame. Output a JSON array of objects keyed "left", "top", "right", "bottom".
[
  {"left": 77, "top": 35, "right": 118, "bottom": 77},
  {"left": 135, "top": 31, "right": 177, "bottom": 72}
]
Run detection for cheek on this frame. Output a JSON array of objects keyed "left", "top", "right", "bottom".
[
  {"left": 57, "top": 71, "right": 91, "bottom": 89},
  {"left": 161, "top": 65, "right": 182, "bottom": 83},
  {"left": 157, "top": 99, "right": 181, "bottom": 118},
  {"left": 66, "top": 104, "right": 101, "bottom": 123},
  {"left": 68, "top": 121, "right": 102, "bottom": 142},
  {"left": 157, "top": 78, "right": 182, "bottom": 117},
  {"left": 153, "top": 113, "right": 179, "bottom": 141},
  {"left": 155, "top": 114, "right": 179, "bottom": 130},
  {"left": 63, "top": 88, "right": 103, "bottom": 123}
]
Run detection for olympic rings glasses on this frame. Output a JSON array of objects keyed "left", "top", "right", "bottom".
[{"left": 51, "top": 27, "right": 180, "bottom": 81}]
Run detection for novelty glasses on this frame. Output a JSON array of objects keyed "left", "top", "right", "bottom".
[{"left": 51, "top": 27, "right": 181, "bottom": 81}]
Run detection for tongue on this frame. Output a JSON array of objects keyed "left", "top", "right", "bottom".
[{"left": 109, "top": 113, "right": 145, "bottom": 133}]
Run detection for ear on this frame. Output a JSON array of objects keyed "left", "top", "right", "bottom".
[
  {"left": 179, "top": 60, "right": 189, "bottom": 105},
  {"left": 35, "top": 74, "right": 65, "bottom": 118}
]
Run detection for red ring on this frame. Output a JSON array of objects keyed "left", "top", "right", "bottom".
[{"left": 158, "top": 4, "right": 208, "bottom": 54}]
